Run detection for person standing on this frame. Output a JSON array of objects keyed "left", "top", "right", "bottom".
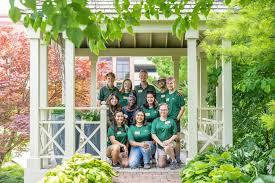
[
  {"left": 134, "top": 70, "right": 156, "bottom": 107},
  {"left": 119, "top": 79, "right": 135, "bottom": 107},
  {"left": 141, "top": 91, "right": 159, "bottom": 123},
  {"left": 151, "top": 103, "right": 178, "bottom": 170},
  {"left": 154, "top": 77, "right": 168, "bottom": 104},
  {"left": 97, "top": 72, "right": 119, "bottom": 106},
  {"left": 165, "top": 77, "right": 185, "bottom": 164}
]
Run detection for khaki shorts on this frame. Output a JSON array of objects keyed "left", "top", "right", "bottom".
[{"left": 156, "top": 141, "right": 176, "bottom": 156}]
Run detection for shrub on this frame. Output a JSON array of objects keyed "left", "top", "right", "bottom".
[{"left": 0, "top": 164, "right": 24, "bottom": 183}]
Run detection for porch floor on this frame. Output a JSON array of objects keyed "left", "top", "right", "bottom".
[{"left": 113, "top": 167, "right": 182, "bottom": 183}]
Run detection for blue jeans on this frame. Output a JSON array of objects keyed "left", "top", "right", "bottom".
[
  {"left": 129, "top": 141, "right": 156, "bottom": 168},
  {"left": 84, "top": 124, "right": 101, "bottom": 155},
  {"left": 52, "top": 114, "right": 80, "bottom": 164}
]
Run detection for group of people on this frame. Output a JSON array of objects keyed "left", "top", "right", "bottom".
[{"left": 98, "top": 70, "right": 185, "bottom": 170}]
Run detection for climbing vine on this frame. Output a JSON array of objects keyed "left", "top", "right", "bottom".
[{"left": 9, "top": 0, "right": 234, "bottom": 54}]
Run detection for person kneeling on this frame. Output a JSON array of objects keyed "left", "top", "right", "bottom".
[
  {"left": 151, "top": 103, "right": 178, "bottom": 170},
  {"left": 128, "top": 110, "right": 156, "bottom": 169},
  {"left": 106, "top": 111, "right": 129, "bottom": 168}
]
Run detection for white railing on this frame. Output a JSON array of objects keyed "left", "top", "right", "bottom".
[
  {"left": 197, "top": 107, "right": 223, "bottom": 153},
  {"left": 38, "top": 105, "right": 107, "bottom": 169}
]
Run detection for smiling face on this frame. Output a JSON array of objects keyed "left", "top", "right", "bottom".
[
  {"left": 115, "top": 112, "right": 124, "bottom": 126},
  {"left": 110, "top": 95, "right": 119, "bottom": 106},
  {"left": 158, "top": 79, "right": 166, "bottom": 89},
  {"left": 135, "top": 111, "right": 145, "bottom": 124},
  {"left": 139, "top": 71, "right": 148, "bottom": 82},
  {"left": 128, "top": 96, "right": 136, "bottom": 107},
  {"left": 146, "top": 93, "right": 155, "bottom": 105},
  {"left": 106, "top": 75, "right": 115, "bottom": 86},
  {"left": 166, "top": 79, "right": 175, "bottom": 91},
  {"left": 159, "top": 104, "right": 169, "bottom": 118},
  {"left": 123, "top": 80, "right": 132, "bottom": 92}
]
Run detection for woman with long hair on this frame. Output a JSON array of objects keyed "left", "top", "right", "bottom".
[
  {"left": 141, "top": 91, "right": 159, "bottom": 123},
  {"left": 128, "top": 110, "right": 155, "bottom": 169},
  {"left": 119, "top": 79, "right": 136, "bottom": 107},
  {"left": 107, "top": 111, "right": 129, "bottom": 168},
  {"left": 106, "top": 94, "right": 122, "bottom": 127}
]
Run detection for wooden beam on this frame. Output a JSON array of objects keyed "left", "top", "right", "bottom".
[{"left": 76, "top": 48, "right": 187, "bottom": 57}]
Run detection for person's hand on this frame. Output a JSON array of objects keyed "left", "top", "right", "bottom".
[
  {"left": 163, "top": 140, "right": 170, "bottom": 146},
  {"left": 177, "top": 92, "right": 183, "bottom": 96},
  {"left": 142, "top": 142, "right": 149, "bottom": 149}
]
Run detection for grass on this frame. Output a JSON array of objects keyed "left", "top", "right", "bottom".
[{"left": 0, "top": 163, "right": 24, "bottom": 183}]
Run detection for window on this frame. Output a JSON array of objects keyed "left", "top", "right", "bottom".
[{"left": 116, "top": 57, "right": 130, "bottom": 80}]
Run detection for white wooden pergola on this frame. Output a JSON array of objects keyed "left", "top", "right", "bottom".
[{"left": 24, "top": 2, "right": 232, "bottom": 183}]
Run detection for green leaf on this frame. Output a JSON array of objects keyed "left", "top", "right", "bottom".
[
  {"left": 33, "top": 15, "right": 42, "bottom": 31},
  {"left": 22, "top": 0, "right": 36, "bottom": 10},
  {"left": 122, "top": 0, "right": 130, "bottom": 10},
  {"left": 88, "top": 40, "right": 99, "bottom": 55},
  {"left": 72, "top": 0, "right": 87, "bottom": 6},
  {"left": 9, "top": 0, "right": 15, "bottom": 7},
  {"left": 172, "top": 17, "right": 181, "bottom": 35},
  {"left": 9, "top": 7, "right": 21, "bottom": 22},
  {"left": 76, "top": 7, "right": 93, "bottom": 25},
  {"left": 84, "top": 23, "right": 101, "bottom": 40},
  {"left": 97, "top": 40, "right": 106, "bottom": 50},
  {"left": 126, "top": 26, "right": 134, "bottom": 35},
  {"left": 114, "top": 0, "right": 121, "bottom": 13},
  {"left": 40, "top": 21, "right": 47, "bottom": 33},
  {"left": 42, "top": 1, "right": 55, "bottom": 17},
  {"left": 23, "top": 15, "right": 30, "bottom": 27},
  {"left": 224, "top": 0, "right": 231, "bottom": 5},
  {"left": 66, "top": 28, "right": 84, "bottom": 48},
  {"left": 190, "top": 13, "right": 200, "bottom": 29}
]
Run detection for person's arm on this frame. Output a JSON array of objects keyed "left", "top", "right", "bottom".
[
  {"left": 163, "top": 135, "right": 177, "bottom": 146},
  {"left": 177, "top": 106, "right": 185, "bottom": 121},
  {"left": 151, "top": 134, "right": 164, "bottom": 148},
  {"left": 129, "top": 140, "right": 147, "bottom": 148}
]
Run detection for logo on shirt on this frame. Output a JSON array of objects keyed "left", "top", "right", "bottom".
[
  {"left": 123, "top": 96, "right": 128, "bottom": 100},
  {"left": 161, "top": 94, "right": 165, "bottom": 98},
  {"left": 134, "top": 131, "right": 140, "bottom": 135},
  {"left": 117, "top": 131, "right": 122, "bottom": 135},
  {"left": 138, "top": 90, "right": 142, "bottom": 93},
  {"left": 166, "top": 98, "right": 169, "bottom": 102},
  {"left": 165, "top": 121, "right": 171, "bottom": 125},
  {"left": 145, "top": 113, "right": 150, "bottom": 116}
]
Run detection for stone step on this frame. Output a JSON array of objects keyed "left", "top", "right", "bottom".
[{"left": 112, "top": 167, "right": 182, "bottom": 183}]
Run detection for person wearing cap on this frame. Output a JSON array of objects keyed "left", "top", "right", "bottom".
[
  {"left": 97, "top": 72, "right": 120, "bottom": 106},
  {"left": 141, "top": 91, "right": 159, "bottom": 123},
  {"left": 134, "top": 70, "right": 156, "bottom": 107},
  {"left": 165, "top": 76, "right": 185, "bottom": 165},
  {"left": 154, "top": 77, "right": 169, "bottom": 104},
  {"left": 119, "top": 79, "right": 136, "bottom": 107}
]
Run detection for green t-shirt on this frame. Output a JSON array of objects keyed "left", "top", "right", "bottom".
[
  {"left": 107, "top": 126, "right": 128, "bottom": 146},
  {"left": 141, "top": 106, "right": 159, "bottom": 123},
  {"left": 156, "top": 90, "right": 168, "bottom": 104},
  {"left": 127, "top": 124, "right": 152, "bottom": 142},
  {"left": 134, "top": 84, "right": 156, "bottom": 107},
  {"left": 97, "top": 85, "right": 119, "bottom": 102},
  {"left": 118, "top": 92, "right": 133, "bottom": 107},
  {"left": 151, "top": 117, "right": 177, "bottom": 148},
  {"left": 165, "top": 91, "right": 185, "bottom": 120}
]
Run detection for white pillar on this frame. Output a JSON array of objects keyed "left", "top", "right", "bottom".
[
  {"left": 64, "top": 33, "right": 75, "bottom": 157},
  {"left": 172, "top": 56, "right": 180, "bottom": 89},
  {"left": 222, "top": 39, "right": 233, "bottom": 146},
  {"left": 89, "top": 55, "right": 98, "bottom": 107},
  {"left": 100, "top": 104, "right": 108, "bottom": 160},
  {"left": 199, "top": 54, "right": 208, "bottom": 117},
  {"left": 24, "top": 28, "right": 42, "bottom": 183},
  {"left": 185, "top": 29, "right": 199, "bottom": 159},
  {"left": 40, "top": 40, "right": 49, "bottom": 167}
]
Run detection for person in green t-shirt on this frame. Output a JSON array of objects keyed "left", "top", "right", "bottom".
[
  {"left": 128, "top": 110, "right": 156, "bottom": 169},
  {"left": 165, "top": 76, "right": 185, "bottom": 164},
  {"left": 119, "top": 79, "right": 136, "bottom": 107},
  {"left": 151, "top": 103, "right": 178, "bottom": 170},
  {"left": 141, "top": 91, "right": 159, "bottom": 123},
  {"left": 97, "top": 72, "right": 119, "bottom": 106},
  {"left": 154, "top": 77, "right": 169, "bottom": 104},
  {"left": 106, "top": 94, "right": 122, "bottom": 127},
  {"left": 134, "top": 70, "right": 156, "bottom": 107},
  {"left": 107, "top": 111, "right": 129, "bottom": 168}
]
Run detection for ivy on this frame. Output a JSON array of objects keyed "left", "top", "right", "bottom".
[{"left": 8, "top": 0, "right": 235, "bottom": 55}]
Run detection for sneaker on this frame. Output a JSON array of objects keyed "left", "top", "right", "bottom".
[
  {"left": 170, "top": 161, "right": 178, "bottom": 170},
  {"left": 177, "top": 160, "right": 185, "bottom": 168},
  {"left": 143, "top": 164, "right": 151, "bottom": 169},
  {"left": 112, "top": 163, "right": 121, "bottom": 169}
]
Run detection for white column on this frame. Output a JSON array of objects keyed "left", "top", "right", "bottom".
[
  {"left": 199, "top": 54, "right": 208, "bottom": 117},
  {"left": 172, "top": 56, "right": 180, "bottom": 89},
  {"left": 26, "top": 28, "right": 41, "bottom": 170},
  {"left": 64, "top": 34, "right": 75, "bottom": 157},
  {"left": 100, "top": 104, "right": 107, "bottom": 160},
  {"left": 40, "top": 40, "right": 49, "bottom": 167},
  {"left": 185, "top": 29, "right": 199, "bottom": 159},
  {"left": 89, "top": 55, "right": 98, "bottom": 107},
  {"left": 222, "top": 39, "right": 233, "bottom": 146}
]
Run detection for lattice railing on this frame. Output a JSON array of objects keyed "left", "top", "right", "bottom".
[
  {"left": 197, "top": 107, "right": 223, "bottom": 153},
  {"left": 38, "top": 105, "right": 107, "bottom": 169}
]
